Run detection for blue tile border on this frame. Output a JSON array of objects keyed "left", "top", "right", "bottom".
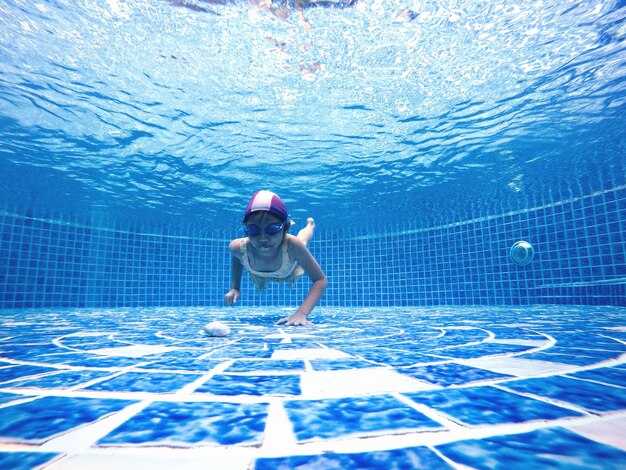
[
  {"left": 98, "top": 401, "right": 269, "bottom": 447},
  {"left": 195, "top": 374, "right": 302, "bottom": 396},
  {"left": 138, "top": 358, "right": 223, "bottom": 372},
  {"left": 436, "top": 427, "right": 626, "bottom": 469},
  {"left": 0, "top": 452, "right": 62, "bottom": 470},
  {"left": 7, "top": 369, "right": 112, "bottom": 389},
  {"left": 284, "top": 394, "right": 445, "bottom": 442},
  {"left": 433, "top": 343, "right": 533, "bottom": 359},
  {"left": 0, "top": 396, "right": 136, "bottom": 443},
  {"left": 82, "top": 371, "right": 200, "bottom": 393},
  {"left": 566, "top": 365, "right": 626, "bottom": 388},
  {"left": 403, "top": 386, "right": 583, "bottom": 425},
  {"left": 0, "top": 391, "right": 32, "bottom": 405},
  {"left": 399, "top": 363, "right": 514, "bottom": 387},
  {"left": 501, "top": 376, "right": 626, "bottom": 413},
  {"left": 309, "top": 358, "right": 378, "bottom": 370},
  {"left": 341, "top": 346, "right": 445, "bottom": 367},
  {"left": 226, "top": 360, "right": 306, "bottom": 373},
  {"left": 0, "top": 365, "right": 60, "bottom": 384},
  {"left": 254, "top": 446, "right": 453, "bottom": 469}
]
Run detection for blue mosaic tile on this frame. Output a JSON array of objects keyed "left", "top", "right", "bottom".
[
  {"left": 520, "top": 347, "right": 617, "bottom": 365},
  {"left": 0, "top": 396, "right": 136, "bottom": 443},
  {"left": 399, "top": 363, "right": 513, "bottom": 386},
  {"left": 27, "top": 352, "right": 96, "bottom": 365},
  {"left": 403, "top": 386, "right": 582, "bottom": 425},
  {"left": 272, "top": 341, "right": 322, "bottom": 350},
  {"left": 7, "top": 369, "right": 113, "bottom": 389},
  {"left": 0, "top": 365, "right": 59, "bottom": 384},
  {"left": 567, "top": 365, "right": 626, "bottom": 387},
  {"left": 342, "top": 346, "right": 443, "bottom": 367},
  {"left": 1, "top": 306, "right": 625, "bottom": 465},
  {"left": 60, "top": 337, "right": 128, "bottom": 350},
  {"left": 82, "top": 371, "right": 200, "bottom": 393},
  {"left": 147, "top": 350, "right": 209, "bottom": 360},
  {"left": 98, "top": 401, "right": 269, "bottom": 446},
  {"left": 255, "top": 446, "right": 452, "bottom": 469},
  {"left": 309, "top": 358, "right": 378, "bottom": 370},
  {"left": 433, "top": 343, "right": 532, "bottom": 359},
  {"left": 429, "top": 329, "right": 490, "bottom": 347},
  {"left": 226, "top": 360, "right": 306, "bottom": 373},
  {"left": 437, "top": 427, "right": 626, "bottom": 469},
  {"left": 605, "top": 331, "right": 626, "bottom": 341},
  {"left": 231, "top": 314, "right": 276, "bottom": 326},
  {"left": 517, "top": 352, "right": 597, "bottom": 366},
  {"left": 284, "top": 394, "right": 444, "bottom": 442},
  {"left": 67, "top": 356, "right": 141, "bottom": 368},
  {"left": 502, "top": 376, "right": 626, "bottom": 413},
  {"left": 138, "top": 357, "right": 223, "bottom": 372},
  {"left": 487, "top": 327, "right": 546, "bottom": 340},
  {"left": 0, "top": 451, "right": 61, "bottom": 469},
  {"left": 58, "top": 339, "right": 117, "bottom": 350},
  {"left": 549, "top": 335, "right": 626, "bottom": 351},
  {"left": 588, "top": 341, "right": 626, "bottom": 352},
  {"left": 244, "top": 337, "right": 283, "bottom": 345},
  {"left": 0, "top": 345, "right": 63, "bottom": 361},
  {"left": 554, "top": 347, "right": 623, "bottom": 359},
  {"left": 195, "top": 374, "right": 301, "bottom": 396},
  {"left": 203, "top": 345, "right": 273, "bottom": 359}
]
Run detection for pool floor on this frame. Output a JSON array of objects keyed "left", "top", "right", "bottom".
[{"left": 0, "top": 306, "right": 625, "bottom": 469}]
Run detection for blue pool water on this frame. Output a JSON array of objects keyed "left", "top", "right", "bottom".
[
  {"left": 1, "top": 0, "right": 626, "bottom": 468},
  {"left": 1, "top": 0, "right": 625, "bottom": 229}
]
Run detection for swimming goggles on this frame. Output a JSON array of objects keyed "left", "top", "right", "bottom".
[{"left": 244, "top": 222, "right": 285, "bottom": 237}]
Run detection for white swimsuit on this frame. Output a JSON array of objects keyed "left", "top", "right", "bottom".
[{"left": 240, "top": 238, "right": 304, "bottom": 291}]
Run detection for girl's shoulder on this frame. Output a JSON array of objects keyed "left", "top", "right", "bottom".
[
  {"left": 228, "top": 238, "right": 246, "bottom": 256},
  {"left": 285, "top": 233, "right": 300, "bottom": 245},
  {"left": 285, "top": 234, "right": 306, "bottom": 253}
]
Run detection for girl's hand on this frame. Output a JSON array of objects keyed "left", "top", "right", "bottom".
[
  {"left": 224, "top": 289, "right": 240, "bottom": 305},
  {"left": 275, "top": 312, "right": 312, "bottom": 326}
]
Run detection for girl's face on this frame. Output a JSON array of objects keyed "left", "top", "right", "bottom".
[{"left": 245, "top": 211, "right": 285, "bottom": 255}]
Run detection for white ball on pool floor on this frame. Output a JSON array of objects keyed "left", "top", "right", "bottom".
[{"left": 203, "top": 321, "right": 231, "bottom": 337}]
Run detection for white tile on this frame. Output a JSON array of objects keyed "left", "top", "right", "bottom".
[
  {"left": 566, "top": 415, "right": 626, "bottom": 451},
  {"left": 47, "top": 450, "right": 251, "bottom": 470},
  {"left": 85, "top": 345, "right": 177, "bottom": 358},
  {"left": 300, "top": 368, "right": 439, "bottom": 399},
  {"left": 461, "top": 357, "right": 573, "bottom": 377},
  {"left": 271, "top": 348, "right": 351, "bottom": 360}
]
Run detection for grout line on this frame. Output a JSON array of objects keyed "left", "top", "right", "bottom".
[
  {"left": 39, "top": 399, "right": 153, "bottom": 454},
  {"left": 259, "top": 399, "right": 298, "bottom": 455},
  {"left": 175, "top": 360, "right": 234, "bottom": 396},
  {"left": 491, "top": 383, "right": 596, "bottom": 416},
  {"left": 393, "top": 392, "right": 466, "bottom": 431}
]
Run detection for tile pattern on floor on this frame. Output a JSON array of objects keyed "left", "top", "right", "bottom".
[{"left": 0, "top": 306, "right": 625, "bottom": 469}]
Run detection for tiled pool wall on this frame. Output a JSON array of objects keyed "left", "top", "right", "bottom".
[{"left": 1, "top": 184, "right": 625, "bottom": 309}]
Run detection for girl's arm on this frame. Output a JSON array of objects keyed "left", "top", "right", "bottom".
[
  {"left": 276, "top": 237, "right": 327, "bottom": 325},
  {"left": 225, "top": 239, "right": 244, "bottom": 305}
]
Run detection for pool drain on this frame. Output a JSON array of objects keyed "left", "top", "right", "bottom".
[{"left": 510, "top": 241, "right": 534, "bottom": 266}]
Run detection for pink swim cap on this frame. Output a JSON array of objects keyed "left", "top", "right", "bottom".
[{"left": 244, "top": 190, "right": 288, "bottom": 222}]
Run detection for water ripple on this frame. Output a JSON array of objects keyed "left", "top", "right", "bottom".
[{"left": 0, "top": 0, "right": 624, "bottom": 227}]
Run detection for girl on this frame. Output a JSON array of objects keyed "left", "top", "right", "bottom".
[{"left": 225, "top": 190, "right": 327, "bottom": 326}]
